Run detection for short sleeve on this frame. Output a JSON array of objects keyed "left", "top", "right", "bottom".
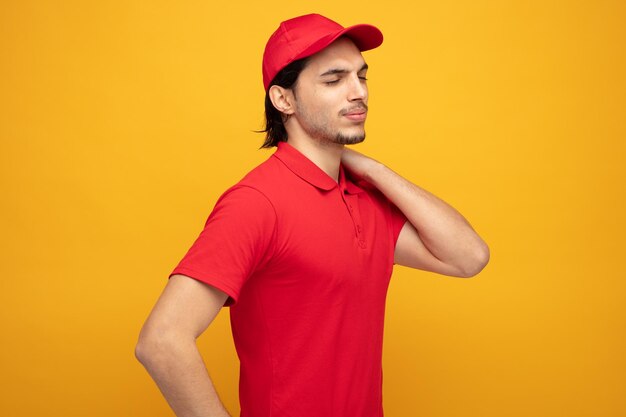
[
  {"left": 170, "top": 186, "right": 276, "bottom": 306},
  {"left": 389, "top": 201, "right": 407, "bottom": 246}
]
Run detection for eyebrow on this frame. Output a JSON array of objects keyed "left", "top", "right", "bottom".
[{"left": 320, "top": 63, "right": 369, "bottom": 77}]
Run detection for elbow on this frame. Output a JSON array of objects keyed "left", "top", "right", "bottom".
[
  {"left": 135, "top": 326, "right": 180, "bottom": 369},
  {"left": 458, "top": 240, "right": 490, "bottom": 278},
  {"left": 135, "top": 329, "right": 158, "bottom": 367}
]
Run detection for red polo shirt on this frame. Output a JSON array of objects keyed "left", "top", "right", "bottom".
[{"left": 172, "top": 142, "right": 406, "bottom": 417}]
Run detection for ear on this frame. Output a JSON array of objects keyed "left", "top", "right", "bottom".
[{"left": 268, "top": 85, "right": 295, "bottom": 115}]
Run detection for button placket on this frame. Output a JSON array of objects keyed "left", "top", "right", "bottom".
[{"left": 341, "top": 191, "right": 366, "bottom": 249}]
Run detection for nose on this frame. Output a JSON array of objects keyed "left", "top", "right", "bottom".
[{"left": 348, "top": 73, "right": 367, "bottom": 102}]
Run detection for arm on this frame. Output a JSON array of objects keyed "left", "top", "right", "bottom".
[
  {"left": 341, "top": 148, "right": 489, "bottom": 277},
  {"left": 135, "top": 274, "right": 232, "bottom": 417}
]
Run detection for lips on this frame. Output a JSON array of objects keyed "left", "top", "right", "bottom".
[
  {"left": 343, "top": 109, "right": 367, "bottom": 121},
  {"left": 342, "top": 106, "right": 368, "bottom": 122}
]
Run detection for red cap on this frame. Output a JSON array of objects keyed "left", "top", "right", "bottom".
[{"left": 262, "top": 13, "right": 383, "bottom": 91}]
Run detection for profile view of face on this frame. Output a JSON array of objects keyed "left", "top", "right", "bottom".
[{"left": 290, "top": 37, "right": 370, "bottom": 145}]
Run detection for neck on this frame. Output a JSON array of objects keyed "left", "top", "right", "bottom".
[{"left": 286, "top": 135, "right": 344, "bottom": 182}]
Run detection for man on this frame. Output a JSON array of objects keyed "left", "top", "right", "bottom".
[{"left": 136, "top": 13, "right": 489, "bottom": 417}]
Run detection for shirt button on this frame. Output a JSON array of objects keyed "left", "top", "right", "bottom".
[{"left": 357, "top": 225, "right": 362, "bottom": 233}]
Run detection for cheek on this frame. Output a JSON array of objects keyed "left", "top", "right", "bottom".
[
  {"left": 311, "top": 92, "right": 340, "bottom": 116},
  {"left": 303, "top": 95, "right": 329, "bottom": 116},
  {"left": 298, "top": 87, "right": 341, "bottom": 122}
]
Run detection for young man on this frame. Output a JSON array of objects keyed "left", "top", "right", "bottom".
[{"left": 136, "top": 13, "right": 489, "bottom": 417}]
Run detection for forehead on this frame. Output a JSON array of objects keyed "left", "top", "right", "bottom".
[{"left": 304, "top": 37, "right": 366, "bottom": 73}]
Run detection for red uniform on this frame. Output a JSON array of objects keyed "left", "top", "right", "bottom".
[{"left": 172, "top": 142, "right": 406, "bottom": 417}]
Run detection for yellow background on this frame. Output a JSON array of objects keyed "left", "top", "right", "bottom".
[{"left": 1, "top": 1, "right": 624, "bottom": 416}]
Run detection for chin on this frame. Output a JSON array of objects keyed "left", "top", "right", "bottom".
[{"left": 335, "top": 131, "right": 366, "bottom": 145}]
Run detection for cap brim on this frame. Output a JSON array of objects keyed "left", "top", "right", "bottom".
[{"left": 293, "top": 23, "right": 383, "bottom": 62}]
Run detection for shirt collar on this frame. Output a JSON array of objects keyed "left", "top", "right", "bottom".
[{"left": 273, "top": 141, "right": 365, "bottom": 194}]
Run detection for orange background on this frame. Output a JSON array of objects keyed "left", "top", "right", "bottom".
[{"left": 1, "top": 1, "right": 624, "bottom": 416}]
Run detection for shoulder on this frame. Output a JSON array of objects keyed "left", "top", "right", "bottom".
[
  {"left": 238, "top": 153, "right": 284, "bottom": 186},
  {"left": 232, "top": 152, "right": 300, "bottom": 202},
  {"left": 212, "top": 184, "right": 276, "bottom": 225},
  {"left": 212, "top": 152, "right": 282, "bottom": 207}
]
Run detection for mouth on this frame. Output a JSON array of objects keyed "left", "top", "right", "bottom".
[
  {"left": 343, "top": 111, "right": 367, "bottom": 122},
  {"left": 341, "top": 106, "right": 368, "bottom": 122}
]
